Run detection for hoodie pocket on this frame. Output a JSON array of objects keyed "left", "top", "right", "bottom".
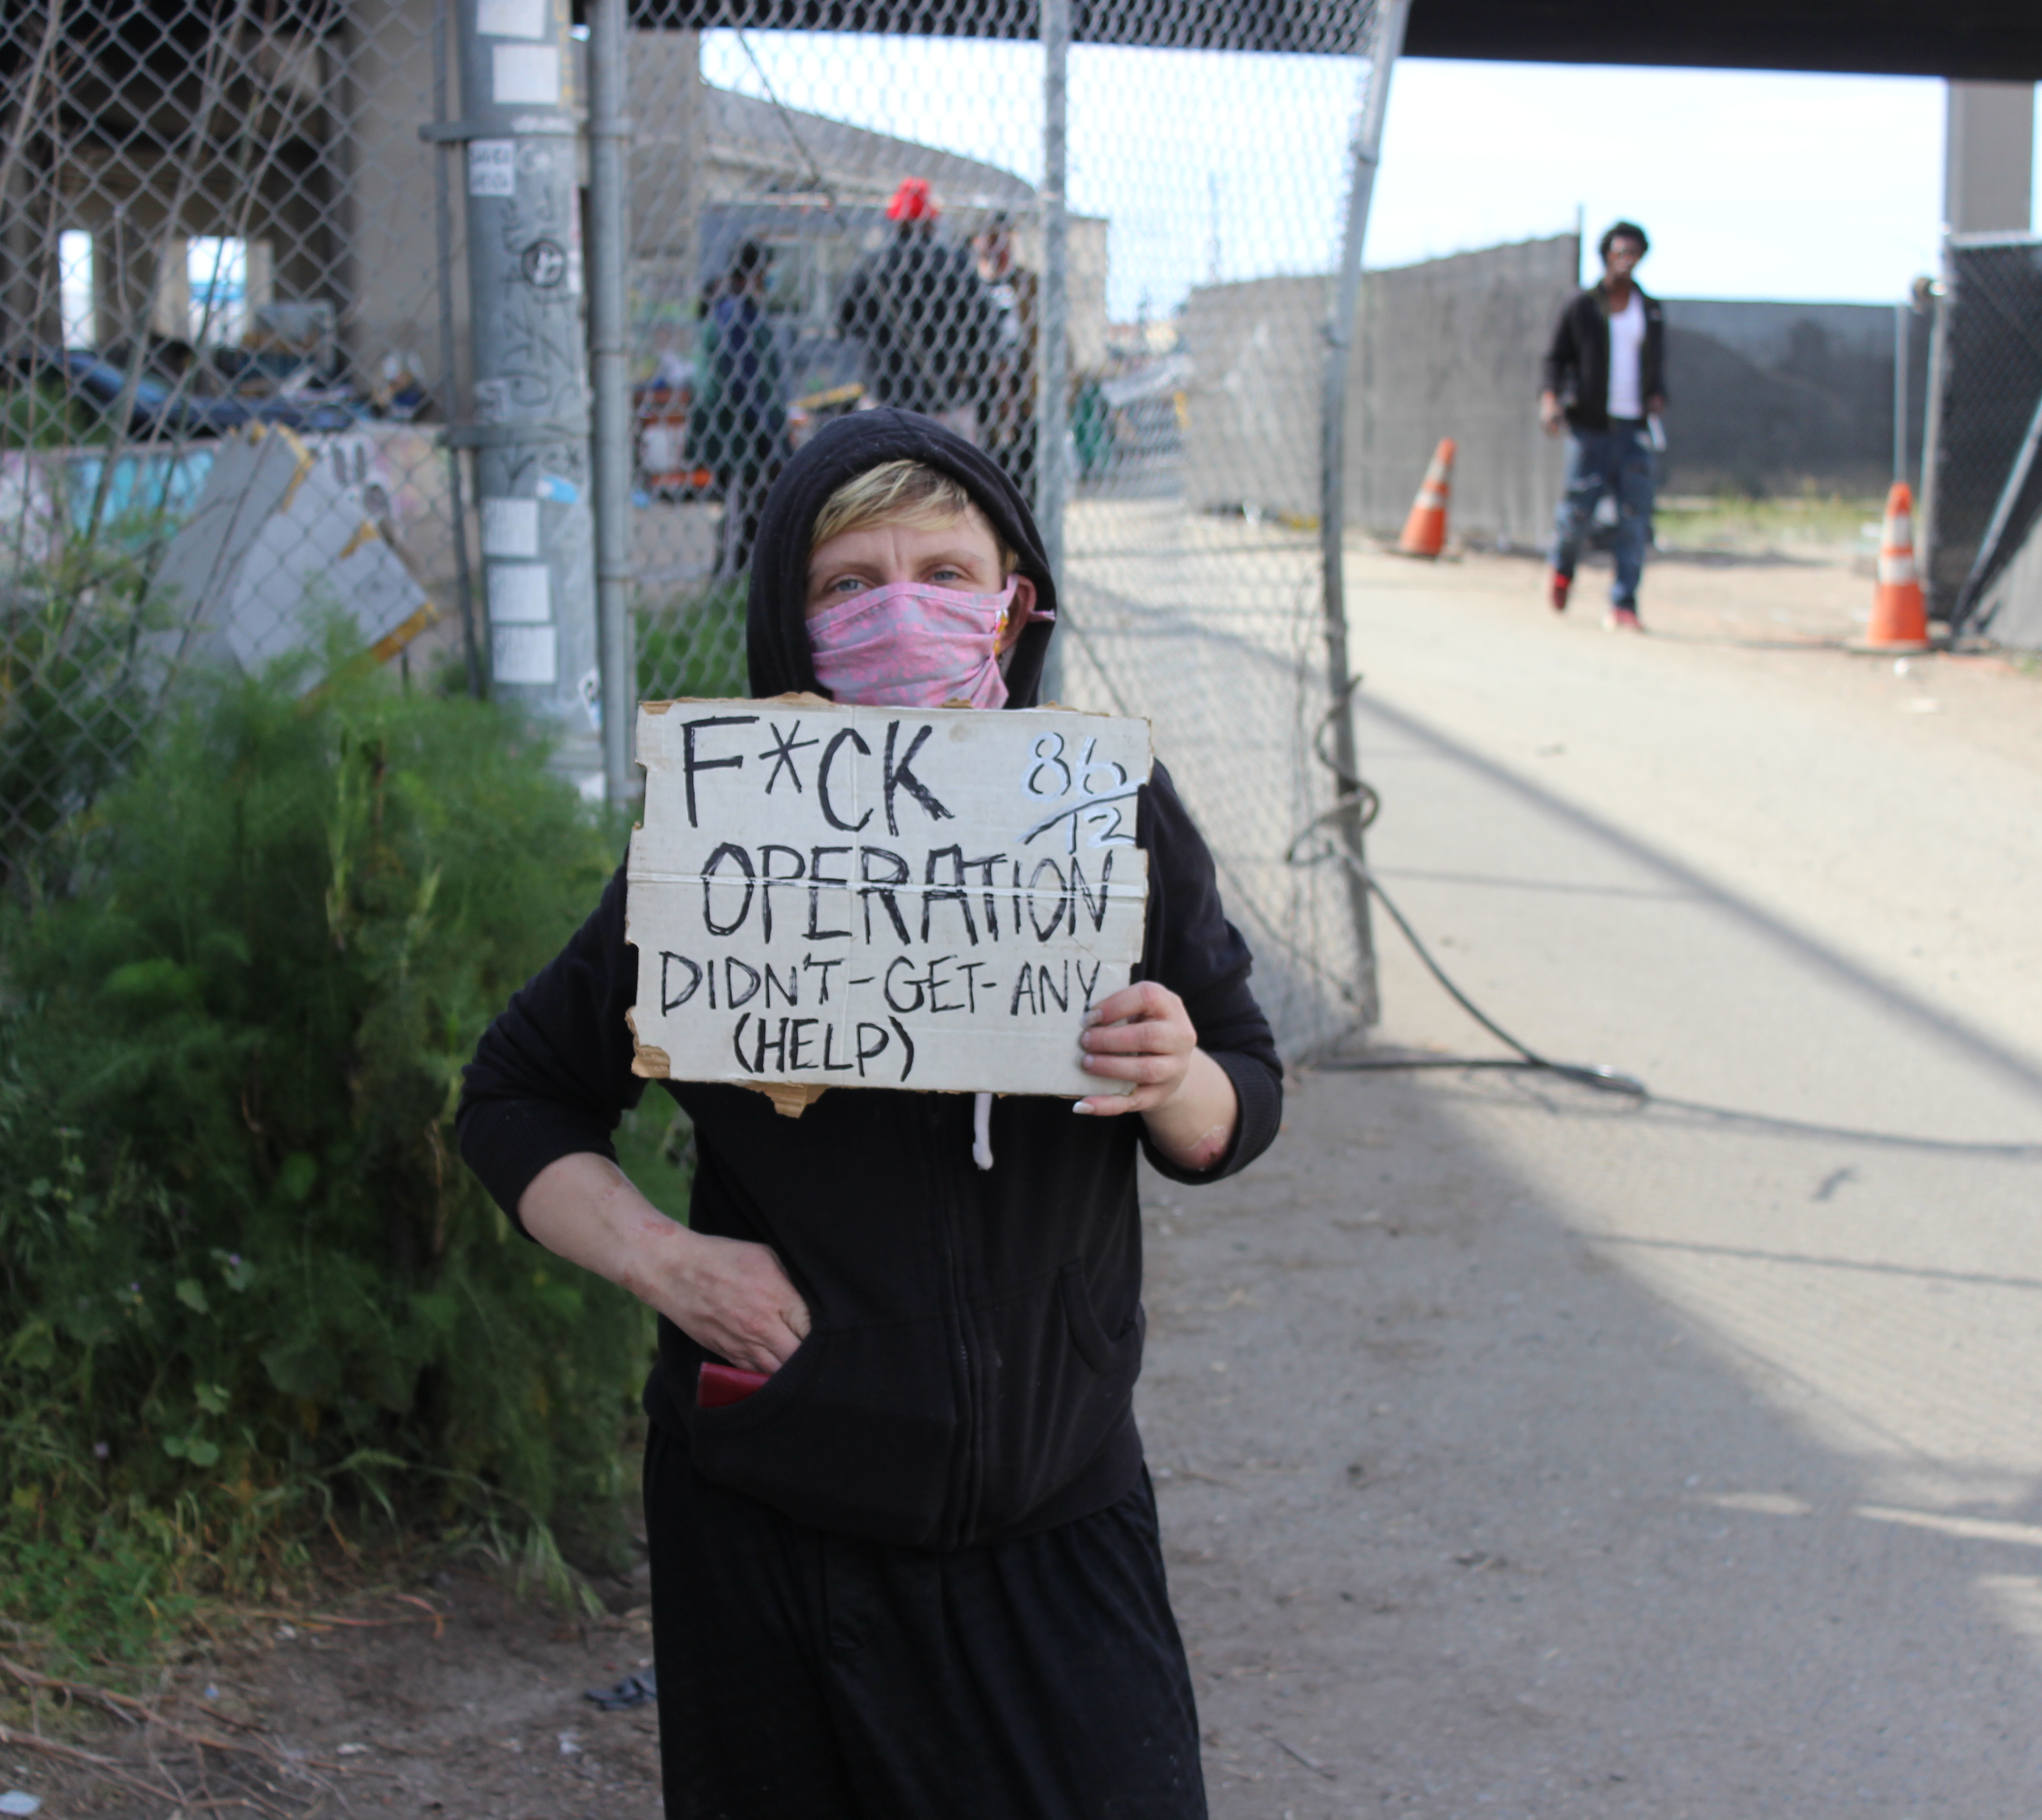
[
  {"left": 1059, "top": 1256, "right": 1137, "bottom": 1375},
  {"left": 972, "top": 1260, "right": 1145, "bottom": 1532},
  {"left": 680, "top": 1317, "right": 961, "bottom": 1549}
]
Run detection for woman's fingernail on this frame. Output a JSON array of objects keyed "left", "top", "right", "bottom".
[{"left": 1073, "top": 1099, "right": 1096, "bottom": 1115}]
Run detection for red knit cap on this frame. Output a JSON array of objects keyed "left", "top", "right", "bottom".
[{"left": 886, "top": 177, "right": 938, "bottom": 222}]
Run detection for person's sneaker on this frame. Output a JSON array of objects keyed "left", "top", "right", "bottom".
[
  {"left": 1547, "top": 571, "right": 1571, "bottom": 613},
  {"left": 1604, "top": 606, "right": 1642, "bottom": 632}
]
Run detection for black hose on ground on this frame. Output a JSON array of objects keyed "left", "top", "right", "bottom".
[{"left": 1289, "top": 678, "right": 1649, "bottom": 1099}]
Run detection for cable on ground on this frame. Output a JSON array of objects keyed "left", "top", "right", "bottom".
[{"left": 1288, "top": 680, "right": 1648, "bottom": 1099}]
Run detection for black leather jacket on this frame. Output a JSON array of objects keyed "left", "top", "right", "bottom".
[{"left": 1541, "top": 284, "right": 1667, "bottom": 430}]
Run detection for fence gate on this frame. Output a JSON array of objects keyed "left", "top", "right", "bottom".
[{"left": 1922, "top": 233, "right": 2042, "bottom": 635}]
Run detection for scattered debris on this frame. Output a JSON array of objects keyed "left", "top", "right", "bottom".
[
  {"left": 1257, "top": 1725, "right": 1337, "bottom": 1780},
  {"left": 584, "top": 1668, "right": 658, "bottom": 1710}
]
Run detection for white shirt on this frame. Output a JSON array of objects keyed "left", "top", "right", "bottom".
[{"left": 1606, "top": 290, "right": 1647, "bottom": 419}]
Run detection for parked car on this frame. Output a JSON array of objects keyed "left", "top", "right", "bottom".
[{"left": 11, "top": 347, "right": 358, "bottom": 439}]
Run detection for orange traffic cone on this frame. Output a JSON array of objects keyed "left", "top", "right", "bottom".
[
  {"left": 1395, "top": 438, "right": 1456, "bottom": 558},
  {"left": 1855, "top": 482, "right": 1931, "bottom": 652}
]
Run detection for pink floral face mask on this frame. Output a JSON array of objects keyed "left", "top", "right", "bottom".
[{"left": 807, "top": 577, "right": 1049, "bottom": 709}]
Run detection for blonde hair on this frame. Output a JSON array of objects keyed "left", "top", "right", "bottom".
[{"left": 811, "top": 459, "right": 1018, "bottom": 574}]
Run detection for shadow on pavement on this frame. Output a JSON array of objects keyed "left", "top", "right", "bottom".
[{"left": 1142, "top": 1066, "right": 2042, "bottom": 1818}]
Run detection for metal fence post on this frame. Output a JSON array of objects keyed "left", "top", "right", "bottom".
[
  {"left": 1893, "top": 298, "right": 1909, "bottom": 486},
  {"left": 452, "top": 0, "right": 603, "bottom": 797},
  {"left": 1917, "top": 238, "right": 1953, "bottom": 613},
  {"left": 1315, "top": 0, "right": 1408, "bottom": 1029},
  {"left": 1035, "top": 0, "right": 1069, "bottom": 702},
  {"left": 587, "top": 0, "right": 636, "bottom": 805},
  {"left": 430, "top": 0, "right": 483, "bottom": 700}
]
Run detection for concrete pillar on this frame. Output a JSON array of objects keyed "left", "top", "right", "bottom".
[
  {"left": 1945, "top": 82, "right": 2035, "bottom": 234},
  {"left": 456, "top": 0, "right": 603, "bottom": 797}
]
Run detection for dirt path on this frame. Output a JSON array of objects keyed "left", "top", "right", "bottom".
[
  {"left": 1151, "top": 546, "right": 2042, "bottom": 1817},
  {"left": 4, "top": 1575, "right": 666, "bottom": 1818}
]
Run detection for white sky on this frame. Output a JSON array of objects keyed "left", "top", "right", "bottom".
[{"left": 702, "top": 34, "right": 2039, "bottom": 320}]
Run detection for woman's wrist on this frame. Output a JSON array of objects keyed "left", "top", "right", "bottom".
[{"left": 1138, "top": 1049, "right": 1239, "bottom": 1173}]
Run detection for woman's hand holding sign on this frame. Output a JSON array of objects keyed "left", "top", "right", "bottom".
[{"left": 1075, "top": 982, "right": 1240, "bottom": 1173}]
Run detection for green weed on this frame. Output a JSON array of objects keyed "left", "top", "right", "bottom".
[
  {"left": 1, "top": 376, "right": 116, "bottom": 451},
  {"left": 1654, "top": 493, "right": 1885, "bottom": 557},
  {"left": 1, "top": 528, "right": 175, "bottom": 884},
  {"left": 0, "top": 656, "right": 676, "bottom": 1662}
]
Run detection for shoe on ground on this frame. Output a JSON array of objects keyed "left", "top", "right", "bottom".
[
  {"left": 1603, "top": 606, "right": 1642, "bottom": 632},
  {"left": 1547, "top": 571, "right": 1571, "bottom": 613}
]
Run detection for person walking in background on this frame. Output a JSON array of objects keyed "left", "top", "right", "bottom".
[
  {"left": 1539, "top": 220, "right": 1666, "bottom": 631},
  {"left": 689, "top": 237, "right": 789, "bottom": 577},
  {"left": 975, "top": 212, "right": 1038, "bottom": 496},
  {"left": 836, "top": 178, "right": 1001, "bottom": 447}
]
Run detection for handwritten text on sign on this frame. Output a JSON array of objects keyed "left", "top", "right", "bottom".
[{"left": 625, "top": 697, "right": 1153, "bottom": 1098}]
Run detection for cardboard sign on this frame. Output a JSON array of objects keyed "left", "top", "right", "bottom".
[{"left": 626, "top": 696, "right": 1152, "bottom": 1103}]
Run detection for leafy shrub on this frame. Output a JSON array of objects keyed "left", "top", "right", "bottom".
[
  {"left": 2, "top": 527, "right": 173, "bottom": 887},
  {"left": 0, "top": 659, "right": 657, "bottom": 1658}
]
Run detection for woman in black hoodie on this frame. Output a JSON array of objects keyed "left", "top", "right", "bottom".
[{"left": 458, "top": 410, "right": 1283, "bottom": 1820}]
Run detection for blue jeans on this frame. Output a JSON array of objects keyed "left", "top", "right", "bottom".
[{"left": 1549, "top": 423, "right": 1654, "bottom": 608}]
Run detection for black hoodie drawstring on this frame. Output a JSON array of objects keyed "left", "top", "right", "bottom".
[{"left": 972, "top": 1092, "right": 994, "bottom": 1170}]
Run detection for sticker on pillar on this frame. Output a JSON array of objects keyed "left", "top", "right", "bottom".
[
  {"left": 492, "top": 624, "right": 557, "bottom": 686},
  {"left": 468, "top": 139, "right": 516, "bottom": 198},
  {"left": 521, "top": 240, "right": 568, "bottom": 289},
  {"left": 492, "top": 43, "right": 560, "bottom": 107},
  {"left": 487, "top": 562, "right": 550, "bottom": 623},
  {"left": 579, "top": 667, "right": 602, "bottom": 732},
  {"left": 538, "top": 473, "right": 580, "bottom": 505},
  {"left": 476, "top": 0, "right": 544, "bottom": 37},
  {"left": 475, "top": 377, "right": 511, "bottom": 424},
  {"left": 482, "top": 497, "right": 539, "bottom": 558}
]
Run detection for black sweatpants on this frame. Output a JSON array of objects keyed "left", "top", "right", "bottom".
[{"left": 643, "top": 1424, "right": 1209, "bottom": 1820}]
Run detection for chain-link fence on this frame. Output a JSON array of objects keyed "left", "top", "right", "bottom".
[
  {"left": 4, "top": 0, "right": 1388, "bottom": 1055},
  {"left": 1922, "top": 232, "right": 2042, "bottom": 630},
  {"left": 622, "top": 13, "right": 1384, "bottom": 1052},
  {"left": 1, "top": 0, "right": 478, "bottom": 878}
]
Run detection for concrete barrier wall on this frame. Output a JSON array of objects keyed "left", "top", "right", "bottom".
[
  {"left": 1979, "top": 512, "right": 2042, "bottom": 648},
  {"left": 1179, "top": 275, "right": 1326, "bottom": 522},
  {"left": 1180, "top": 236, "right": 1576, "bottom": 549},
  {"left": 1346, "top": 236, "right": 1576, "bottom": 546},
  {"left": 1180, "top": 241, "right": 1928, "bottom": 555}
]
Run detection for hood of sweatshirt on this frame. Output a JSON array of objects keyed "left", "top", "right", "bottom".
[{"left": 745, "top": 408, "right": 1058, "bottom": 709}]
